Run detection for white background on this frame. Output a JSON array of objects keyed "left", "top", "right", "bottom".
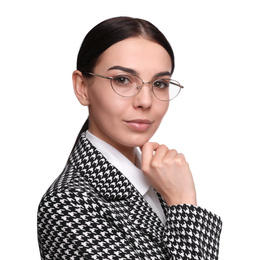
[{"left": 1, "top": 0, "right": 253, "bottom": 259}]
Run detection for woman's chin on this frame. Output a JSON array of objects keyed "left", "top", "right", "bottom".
[{"left": 125, "top": 137, "right": 152, "bottom": 149}]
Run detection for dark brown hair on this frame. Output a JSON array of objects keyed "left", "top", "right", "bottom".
[{"left": 77, "top": 16, "right": 175, "bottom": 76}]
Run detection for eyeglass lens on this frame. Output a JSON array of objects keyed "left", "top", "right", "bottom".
[{"left": 111, "top": 74, "right": 181, "bottom": 101}]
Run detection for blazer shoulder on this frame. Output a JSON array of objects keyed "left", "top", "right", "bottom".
[{"left": 39, "top": 163, "right": 99, "bottom": 207}]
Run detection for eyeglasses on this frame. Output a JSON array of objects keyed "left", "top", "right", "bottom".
[{"left": 84, "top": 72, "right": 184, "bottom": 101}]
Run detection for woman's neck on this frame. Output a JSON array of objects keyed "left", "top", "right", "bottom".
[{"left": 116, "top": 145, "right": 137, "bottom": 165}]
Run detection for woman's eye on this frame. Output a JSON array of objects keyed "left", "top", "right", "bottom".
[
  {"left": 154, "top": 80, "right": 170, "bottom": 89},
  {"left": 113, "top": 76, "right": 131, "bottom": 85}
]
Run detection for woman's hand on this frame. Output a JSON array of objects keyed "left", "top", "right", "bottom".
[{"left": 140, "top": 142, "right": 197, "bottom": 206}]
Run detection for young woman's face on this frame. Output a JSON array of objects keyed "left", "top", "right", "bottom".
[{"left": 86, "top": 37, "right": 172, "bottom": 153}]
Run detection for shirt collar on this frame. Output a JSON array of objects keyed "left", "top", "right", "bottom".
[{"left": 86, "top": 130, "right": 150, "bottom": 196}]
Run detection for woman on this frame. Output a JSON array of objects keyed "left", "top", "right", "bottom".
[{"left": 38, "top": 17, "right": 222, "bottom": 259}]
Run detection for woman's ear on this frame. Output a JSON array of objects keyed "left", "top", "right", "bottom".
[{"left": 72, "top": 70, "right": 90, "bottom": 106}]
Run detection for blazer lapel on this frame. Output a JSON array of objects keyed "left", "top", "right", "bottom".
[
  {"left": 128, "top": 193, "right": 165, "bottom": 244},
  {"left": 69, "top": 133, "right": 165, "bottom": 245}
]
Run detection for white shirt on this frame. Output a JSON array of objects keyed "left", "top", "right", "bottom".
[{"left": 86, "top": 130, "right": 166, "bottom": 224}]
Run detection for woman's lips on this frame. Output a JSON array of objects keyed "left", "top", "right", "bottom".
[{"left": 125, "top": 119, "right": 153, "bottom": 131}]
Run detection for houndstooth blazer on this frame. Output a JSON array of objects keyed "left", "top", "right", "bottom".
[{"left": 37, "top": 132, "right": 222, "bottom": 259}]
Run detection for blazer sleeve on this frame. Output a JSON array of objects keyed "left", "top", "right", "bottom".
[
  {"left": 163, "top": 204, "right": 222, "bottom": 260},
  {"left": 37, "top": 189, "right": 138, "bottom": 259}
]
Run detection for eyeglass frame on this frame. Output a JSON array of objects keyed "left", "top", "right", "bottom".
[{"left": 83, "top": 71, "right": 184, "bottom": 101}]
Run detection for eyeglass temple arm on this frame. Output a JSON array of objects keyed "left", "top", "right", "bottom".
[
  {"left": 170, "top": 81, "right": 184, "bottom": 89},
  {"left": 83, "top": 72, "right": 112, "bottom": 80}
]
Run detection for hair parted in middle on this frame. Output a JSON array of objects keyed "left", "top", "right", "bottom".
[{"left": 77, "top": 16, "right": 175, "bottom": 76}]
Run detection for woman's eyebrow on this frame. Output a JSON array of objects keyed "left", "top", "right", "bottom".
[
  {"left": 153, "top": 71, "right": 171, "bottom": 78},
  {"left": 108, "top": 65, "right": 171, "bottom": 78},
  {"left": 107, "top": 66, "right": 137, "bottom": 75}
]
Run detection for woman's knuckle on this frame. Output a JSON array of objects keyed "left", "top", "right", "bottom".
[
  {"left": 151, "top": 159, "right": 161, "bottom": 169},
  {"left": 160, "top": 144, "right": 168, "bottom": 150},
  {"left": 164, "top": 157, "right": 174, "bottom": 167},
  {"left": 170, "top": 149, "right": 177, "bottom": 154},
  {"left": 176, "top": 154, "right": 187, "bottom": 165}
]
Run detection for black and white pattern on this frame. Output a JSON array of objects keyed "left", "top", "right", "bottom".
[{"left": 37, "top": 133, "right": 222, "bottom": 259}]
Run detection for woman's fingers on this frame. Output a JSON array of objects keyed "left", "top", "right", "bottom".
[{"left": 140, "top": 142, "right": 160, "bottom": 171}]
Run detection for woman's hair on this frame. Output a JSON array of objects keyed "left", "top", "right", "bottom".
[
  {"left": 71, "top": 17, "right": 175, "bottom": 153},
  {"left": 77, "top": 16, "right": 175, "bottom": 75}
]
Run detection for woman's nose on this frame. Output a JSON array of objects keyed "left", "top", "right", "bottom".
[{"left": 133, "top": 84, "right": 153, "bottom": 109}]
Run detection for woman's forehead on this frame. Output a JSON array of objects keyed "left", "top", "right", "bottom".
[{"left": 95, "top": 37, "right": 172, "bottom": 76}]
